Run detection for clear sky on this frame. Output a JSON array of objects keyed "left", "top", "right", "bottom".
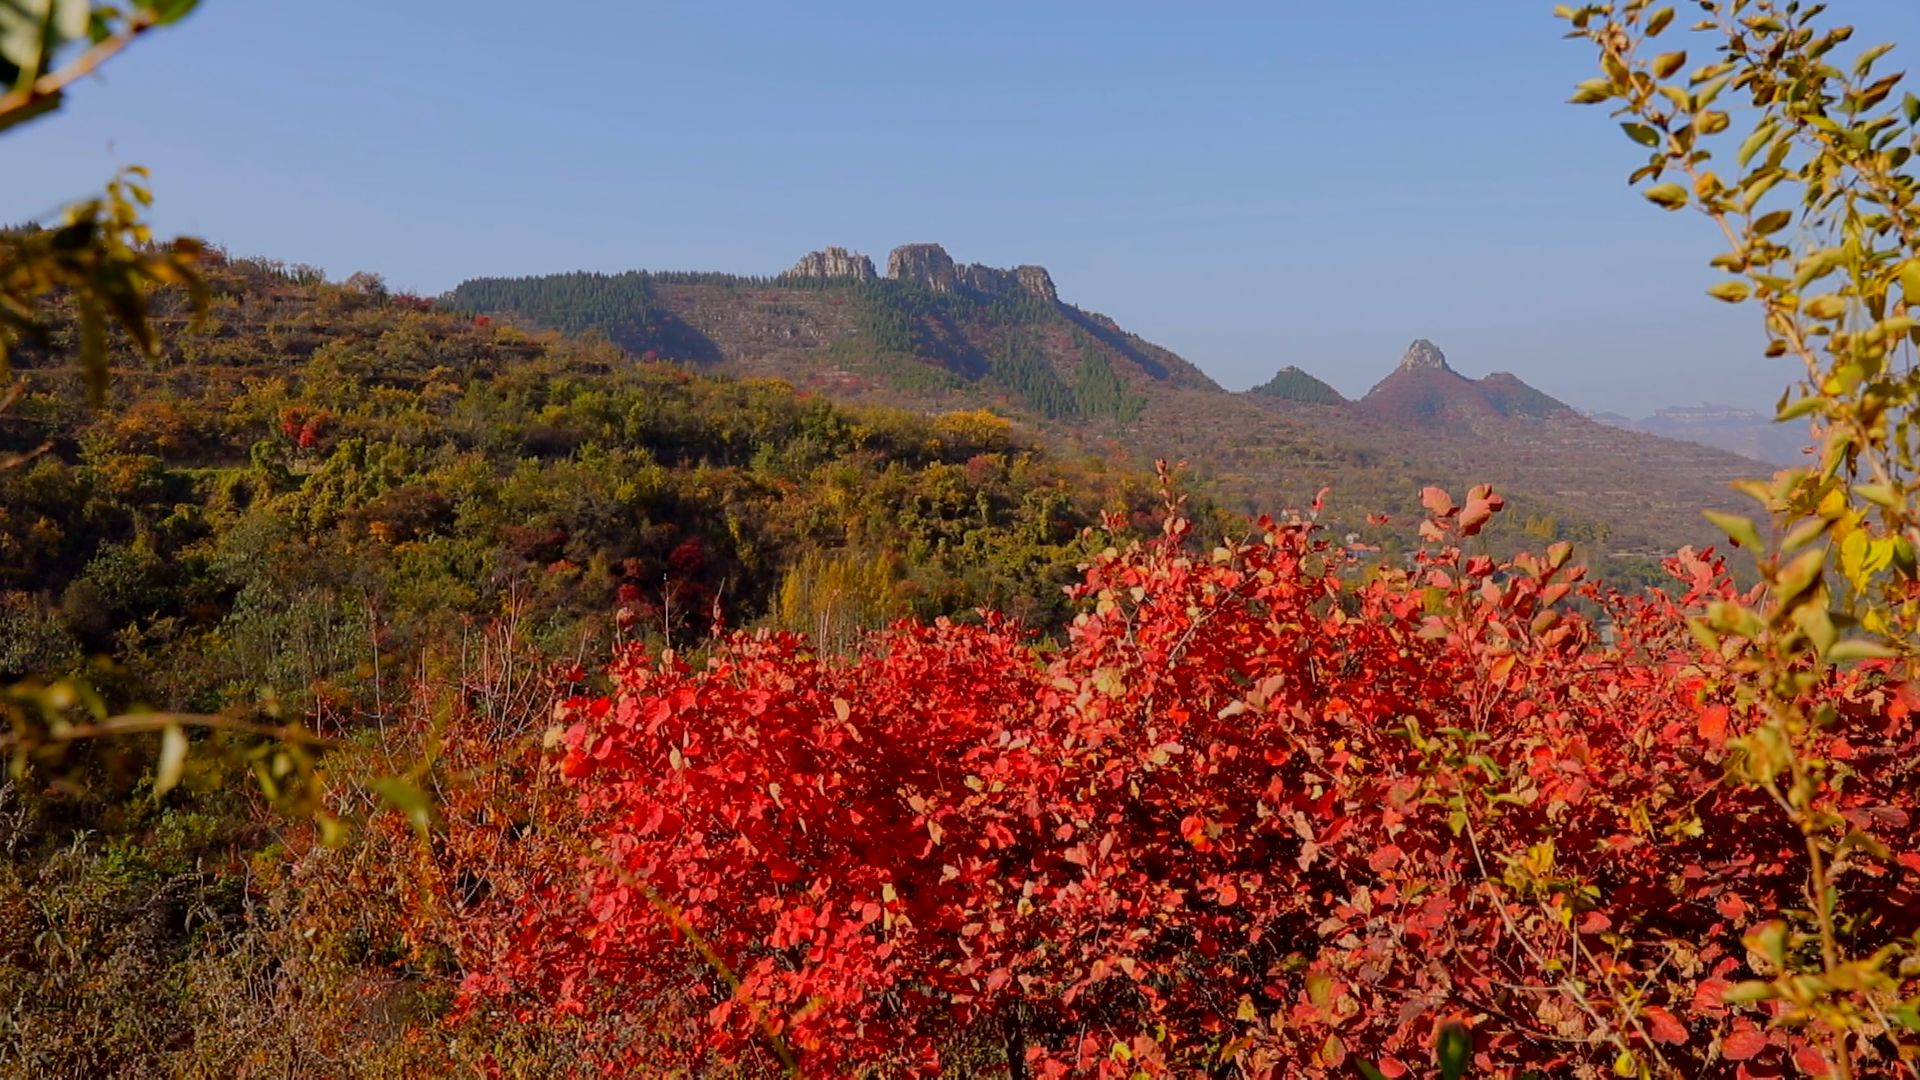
[{"left": 7, "top": 1, "right": 1916, "bottom": 415}]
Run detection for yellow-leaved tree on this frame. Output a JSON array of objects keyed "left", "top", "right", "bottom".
[{"left": 1564, "top": 2, "right": 1919, "bottom": 1076}]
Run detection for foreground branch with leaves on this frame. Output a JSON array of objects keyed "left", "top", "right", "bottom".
[{"left": 1562, "top": 3, "right": 1920, "bottom": 1075}]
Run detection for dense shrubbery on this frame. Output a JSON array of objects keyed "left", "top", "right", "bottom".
[{"left": 425, "top": 482, "right": 1918, "bottom": 1077}]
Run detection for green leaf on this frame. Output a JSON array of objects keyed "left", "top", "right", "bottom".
[
  {"left": 1645, "top": 182, "right": 1689, "bottom": 210},
  {"left": 1651, "top": 51, "right": 1686, "bottom": 78},
  {"left": 372, "top": 777, "right": 436, "bottom": 833},
  {"left": 1853, "top": 42, "right": 1895, "bottom": 78},
  {"left": 1777, "top": 395, "right": 1826, "bottom": 421},
  {"left": 1828, "top": 639, "right": 1899, "bottom": 661},
  {"left": 1722, "top": 979, "right": 1780, "bottom": 1004},
  {"left": 1622, "top": 122, "right": 1661, "bottom": 148},
  {"left": 1646, "top": 7, "right": 1675, "bottom": 36},
  {"left": 1753, "top": 209, "right": 1792, "bottom": 235},
  {"left": 76, "top": 293, "right": 107, "bottom": 406},
  {"left": 1854, "top": 483, "right": 1902, "bottom": 509},
  {"left": 1707, "top": 280, "right": 1751, "bottom": 302},
  {"left": 1737, "top": 123, "right": 1776, "bottom": 167},
  {"left": 1774, "top": 547, "right": 1825, "bottom": 608},
  {"left": 1436, "top": 1022, "right": 1470, "bottom": 1080},
  {"left": 0, "top": 0, "right": 92, "bottom": 73},
  {"left": 1703, "top": 510, "right": 1764, "bottom": 551},
  {"left": 1570, "top": 77, "right": 1615, "bottom": 104},
  {"left": 1693, "top": 75, "right": 1730, "bottom": 110}
]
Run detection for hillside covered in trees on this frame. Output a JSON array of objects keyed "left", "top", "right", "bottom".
[{"left": 0, "top": 255, "right": 1170, "bottom": 718}]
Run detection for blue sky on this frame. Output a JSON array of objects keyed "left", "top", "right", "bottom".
[{"left": 7, "top": 1, "right": 1916, "bottom": 414}]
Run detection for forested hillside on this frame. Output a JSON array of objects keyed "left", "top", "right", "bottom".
[{"left": 0, "top": 255, "right": 1165, "bottom": 718}]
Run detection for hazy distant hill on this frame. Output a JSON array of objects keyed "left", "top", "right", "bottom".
[
  {"left": 1593, "top": 404, "right": 1811, "bottom": 467},
  {"left": 449, "top": 245, "right": 1773, "bottom": 586}
]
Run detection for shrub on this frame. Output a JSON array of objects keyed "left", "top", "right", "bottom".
[{"left": 454, "top": 480, "right": 1918, "bottom": 1077}]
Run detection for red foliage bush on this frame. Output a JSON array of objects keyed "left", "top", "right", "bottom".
[
  {"left": 451, "top": 487, "right": 1918, "bottom": 1077},
  {"left": 278, "top": 405, "right": 334, "bottom": 450}
]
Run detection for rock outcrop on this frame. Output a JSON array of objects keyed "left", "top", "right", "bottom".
[
  {"left": 1014, "top": 265, "right": 1058, "bottom": 304},
  {"left": 886, "top": 243, "right": 959, "bottom": 293},
  {"left": 887, "top": 244, "right": 1059, "bottom": 304},
  {"left": 1397, "top": 338, "right": 1453, "bottom": 373},
  {"left": 786, "top": 246, "right": 876, "bottom": 281}
]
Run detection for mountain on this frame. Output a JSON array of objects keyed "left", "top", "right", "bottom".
[
  {"left": 1249, "top": 366, "right": 1344, "bottom": 404},
  {"left": 448, "top": 244, "right": 1214, "bottom": 427},
  {"left": 1595, "top": 404, "right": 1811, "bottom": 467},
  {"left": 448, "top": 245, "right": 1776, "bottom": 586},
  {"left": 1358, "top": 340, "right": 1571, "bottom": 425}
]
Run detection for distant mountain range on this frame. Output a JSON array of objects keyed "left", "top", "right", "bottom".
[
  {"left": 1592, "top": 404, "right": 1811, "bottom": 467},
  {"left": 448, "top": 243, "right": 1774, "bottom": 584}
]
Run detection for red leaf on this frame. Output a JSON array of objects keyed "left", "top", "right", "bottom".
[
  {"left": 1699, "top": 704, "right": 1730, "bottom": 746},
  {"left": 1791, "top": 1043, "right": 1832, "bottom": 1076},
  {"left": 1368, "top": 844, "right": 1404, "bottom": 873},
  {"left": 1723, "top": 1025, "right": 1770, "bottom": 1061},
  {"left": 1691, "top": 977, "right": 1732, "bottom": 1013},
  {"left": 1643, "top": 1005, "right": 1688, "bottom": 1045}
]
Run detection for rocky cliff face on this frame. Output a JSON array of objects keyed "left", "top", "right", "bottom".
[
  {"left": 786, "top": 246, "right": 877, "bottom": 281},
  {"left": 955, "top": 263, "right": 1059, "bottom": 304},
  {"left": 1014, "top": 265, "right": 1058, "bottom": 304},
  {"left": 886, "top": 244, "right": 1058, "bottom": 304},
  {"left": 886, "top": 243, "right": 959, "bottom": 293}
]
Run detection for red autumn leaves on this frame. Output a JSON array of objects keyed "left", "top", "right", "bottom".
[
  {"left": 447, "top": 488, "right": 1919, "bottom": 1077},
  {"left": 277, "top": 405, "right": 333, "bottom": 450}
]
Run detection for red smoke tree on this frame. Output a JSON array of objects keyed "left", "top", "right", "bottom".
[{"left": 445, "top": 480, "right": 1917, "bottom": 1077}]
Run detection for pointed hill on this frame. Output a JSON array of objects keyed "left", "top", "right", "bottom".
[
  {"left": 1358, "top": 339, "right": 1570, "bottom": 424},
  {"left": 1248, "top": 365, "right": 1344, "bottom": 404}
]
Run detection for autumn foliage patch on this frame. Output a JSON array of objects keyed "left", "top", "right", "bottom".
[{"left": 443, "top": 484, "right": 1919, "bottom": 1077}]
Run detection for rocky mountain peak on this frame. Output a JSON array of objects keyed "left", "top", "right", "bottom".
[
  {"left": 887, "top": 243, "right": 958, "bottom": 293},
  {"left": 1398, "top": 338, "right": 1453, "bottom": 373},
  {"left": 786, "top": 246, "right": 876, "bottom": 281}
]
